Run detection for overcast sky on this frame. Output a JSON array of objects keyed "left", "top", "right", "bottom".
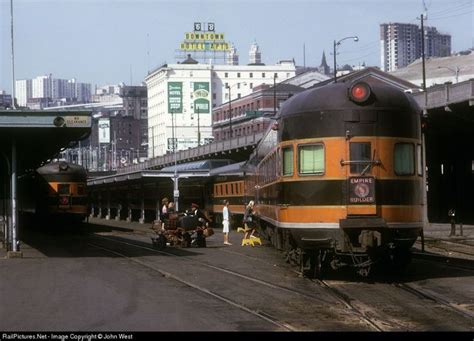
[{"left": 1, "top": 0, "right": 473, "bottom": 91}]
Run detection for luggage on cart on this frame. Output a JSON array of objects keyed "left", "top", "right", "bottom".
[{"left": 180, "top": 215, "right": 199, "bottom": 231}]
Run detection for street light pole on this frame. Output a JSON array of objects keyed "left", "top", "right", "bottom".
[
  {"left": 273, "top": 74, "right": 277, "bottom": 116},
  {"left": 197, "top": 107, "right": 201, "bottom": 146},
  {"left": 438, "top": 66, "right": 460, "bottom": 83},
  {"left": 333, "top": 36, "right": 359, "bottom": 83},
  {"left": 420, "top": 13, "right": 427, "bottom": 91},
  {"left": 172, "top": 110, "right": 179, "bottom": 211},
  {"left": 226, "top": 85, "right": 232, "bottom": 139},
  {"left": 225, "top": 82, "right": 246, "bottom": 139}
]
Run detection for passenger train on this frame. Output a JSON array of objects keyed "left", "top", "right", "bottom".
[
  {"left": 20, "top": 161, "right": 88, "bottom": 224},
  {"left": 211, "top": 81, "right": 423, "bottom": 277}
]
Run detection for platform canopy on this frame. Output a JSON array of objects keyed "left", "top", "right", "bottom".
[{"left": 0, "top": 110, "right": 92, "bottom": 172}]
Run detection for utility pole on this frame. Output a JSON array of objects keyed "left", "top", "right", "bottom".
[
  {"left": 172, "top": 110, "right": 179, "bottom": 211},
  {"left": 10, "top": 0, "right": 16, "bottom": 109},
  {"left": 197, "top": 107, "right": 201, "bottom": 146},
  {"left": 227, "top": 85, "right": 232, "bottom": 139},
  {"left": 273, "top": 74, "right": 277, "bottom": 116},
  {"left": 420, "top": 13, "right": 427, "bottom": 91},
  {"left": 113, "top": 131, "right": 117, "bottom": 170}
]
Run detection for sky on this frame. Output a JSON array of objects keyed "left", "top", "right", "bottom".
[{"left": 1, "top": 0, "right": 473, "bottom": 92}]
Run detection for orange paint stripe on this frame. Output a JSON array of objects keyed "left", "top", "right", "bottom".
[{"left": 257, "top": 205, "right": 422, "bottom": 223}]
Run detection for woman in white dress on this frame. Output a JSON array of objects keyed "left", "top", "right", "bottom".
[{"left": 222, "top": 199, "right": 232, "bottom": 245}]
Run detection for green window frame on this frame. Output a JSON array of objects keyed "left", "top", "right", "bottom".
[
  {"left": 394, "top": 143, "right": 415, "bottom": 176},
  {"left": 282, "top": 146, "right": 293, "bottom": 176},
  {"left": 298, "top": 144, "right": 324, "bottom": 175},
  {"left": 58, "top": 184, "right": 70, "bottom": 195}
]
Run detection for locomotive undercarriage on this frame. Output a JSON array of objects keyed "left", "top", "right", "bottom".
[{"left": 261, "top": 222, "right": 420, "bottom": 278}]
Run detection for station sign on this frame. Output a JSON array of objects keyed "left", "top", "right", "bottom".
[{"left": 63, "top": 115, "right": 91, "bottom": 127}]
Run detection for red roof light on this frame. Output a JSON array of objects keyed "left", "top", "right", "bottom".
[{"left": 349, "top": 82, "right": 371, "bottom": 103}]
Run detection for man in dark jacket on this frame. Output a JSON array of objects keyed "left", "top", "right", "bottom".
[{"left": 190, "top": 203, "right": 210, "bottom": 247}]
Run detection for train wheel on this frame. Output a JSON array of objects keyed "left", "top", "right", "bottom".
[{"left": 310, "top": 250, "right": 324, "bottom": 280}]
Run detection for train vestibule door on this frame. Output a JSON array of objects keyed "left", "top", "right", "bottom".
[{"left": 342, "top": 122, "right": 380, "bottom": 217}]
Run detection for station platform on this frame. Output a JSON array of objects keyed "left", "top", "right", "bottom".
[
  {"left": 84, "top": 217, "right": 474, "bottom": 262},
  {"left": 2, "top": 217, "right": 473, "bottom": 263}
]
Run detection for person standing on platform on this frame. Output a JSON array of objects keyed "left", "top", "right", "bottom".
[{"left": 222, "top": 200, "right": 232, "bottom": 245}]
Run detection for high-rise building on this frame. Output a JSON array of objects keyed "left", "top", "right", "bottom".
[
  {"left": 425, "top": 26, "right": 451, "bottom": 58},
  {"left": 380, "top": 23, "right": 420, "bottom": 72},
  {"left": 380, "top": 22, "right": 451, "bottom": 72},
  {"left": 15, "top": 79, "right": 32, "bottom": 107},
  {"left": 15, "top": 75, "right": 92, "bottom": 108}
]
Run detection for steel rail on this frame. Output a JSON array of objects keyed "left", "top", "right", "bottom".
[{"left": 87, "top": 241, "right": 296, "bottom": 332}]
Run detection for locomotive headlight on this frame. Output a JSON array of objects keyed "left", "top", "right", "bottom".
[{"left": 349, "top": 82, "right": 371, "bottom": 104}]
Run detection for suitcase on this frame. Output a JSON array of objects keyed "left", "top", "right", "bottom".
[{"left": 180, "top": 215, "right": 198, "bottom": 231}]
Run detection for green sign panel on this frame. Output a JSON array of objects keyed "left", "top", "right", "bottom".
[
  {"left": 168, "top": 82, "right": 183, "bottom": 113},
  {"left": 193, "top": 82, "right": 210, "bottom": 114}
]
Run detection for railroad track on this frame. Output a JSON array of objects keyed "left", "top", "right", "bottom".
[
  {"left": 89, "top": 233, "right": 390, "bottom": 331},
  {"left": 220, "top": 242, "right": 474, "bottom": 330},
  {"left": 414, "top": 237, "right": 474, "bottom": 269},
  {"left": 88, "top": 241, "right": 295, "bottom": 332},
  {"left": 393, "top": 282, "right": 474, "bottom": 320}
]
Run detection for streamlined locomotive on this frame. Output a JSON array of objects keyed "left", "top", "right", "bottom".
[{"left": 20, "top": 161, "right": 88, "bottom": 224}]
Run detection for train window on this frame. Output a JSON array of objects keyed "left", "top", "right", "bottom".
[
  {"left": 299, "top": 144, "right": 324, "bottom": 174},
  {"left": 394, "top": 143, "right": 415, "bottom": 176},
  {"left": 350, "top": 142, "right": 371, "bottom": 174},
  {"left": 417, "top": 144, "right": 423, "bottom": 176},
  {"left": 58, "top": 184, "right": 70, "bottom": 195},
  {"left": 282, "top": 147, "right": 293, "bottom": 176},
  {"left": 77, "top": 185, "right": 85, "bottom": 196}
]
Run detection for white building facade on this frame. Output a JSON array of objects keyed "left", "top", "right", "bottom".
[
  {"left": 145, "top": 60, "right": 296, "bottom": 157},
  {"left": 15, "top": 74, "right": 92, "bottom": 108},
  {"left": 15, "top": 79, "right": 32, "bottom": 106}
]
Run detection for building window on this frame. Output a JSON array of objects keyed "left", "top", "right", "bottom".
[
  {"left": 262, "top": 73, "right": 266, "bottom": 78},
  {"left": 225, "top": 73, "right": 228, "bottom": 78},
  {"left": 250, "top": 83, "right": 253, "bottom": 89},
  {"left": 250, "top": 72, "right": 253, "bottom": 78},
  {"left": 274, "top": 73, "right": 278, "bottom": 78},
  {"left": 237, "top": 72, "right": 241, "bottom": 78}
]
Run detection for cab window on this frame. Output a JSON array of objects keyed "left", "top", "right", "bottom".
[{"left": 350, "top": 142, "right": 371, "bottom": 174}]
